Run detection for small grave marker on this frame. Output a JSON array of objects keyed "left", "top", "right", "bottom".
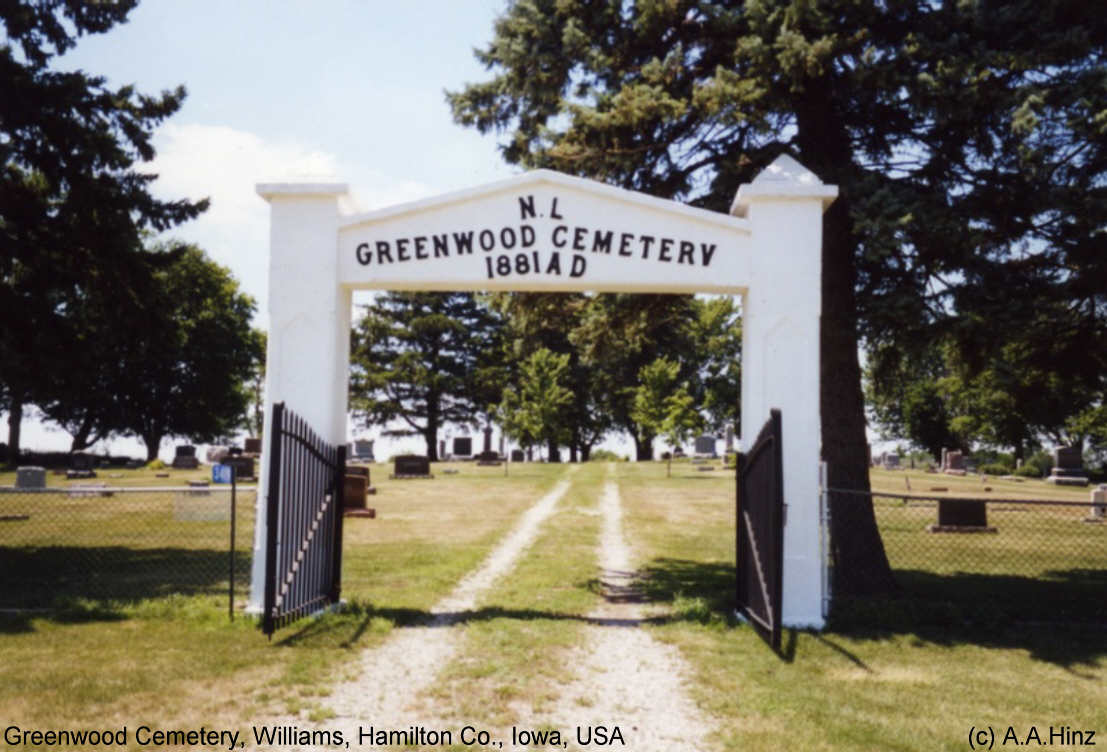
[
  {"left": 1087, "top": 485, "right": 1107, "bottom": 523},
  {"left": 391, "top": 454, "right": 433, "bottom": 479}
]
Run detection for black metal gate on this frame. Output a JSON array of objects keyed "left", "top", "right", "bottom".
[
  {"left": 736, "top": 408, "right": 784, "bottom": 651},
  {"left": 262, "top": 402, "right": 346, "bottom": 636}
]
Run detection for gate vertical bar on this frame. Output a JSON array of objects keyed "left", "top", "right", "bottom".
[
  {"left": 262, "top": 401, "right": 285, "bottom": 637},
  {"left": 330, "top": 445, "right": 347, "bottom": 603}
]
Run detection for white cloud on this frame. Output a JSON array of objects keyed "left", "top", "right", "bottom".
[{"left": 144, "top": 123, "right": 437, "bottom": 326}]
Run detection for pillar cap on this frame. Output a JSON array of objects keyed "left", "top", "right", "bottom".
[
  {"left": 730, "top": 155, "right": 838, "bottom": 217},
  {"left": 256, "top": 183, "right": 349, "bottom": 202}
]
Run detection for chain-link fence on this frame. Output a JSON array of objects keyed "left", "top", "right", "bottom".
[
  {"left": 0, "top": 485, "right": 256, "bottom": 611},
  {"left": 827, "top": 490, "right": 1107, "bottom": 626}
]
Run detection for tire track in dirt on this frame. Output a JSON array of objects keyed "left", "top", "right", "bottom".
[
  {"left": 534, "top": 474, "right": 719, "bottom": 752},
  {"left": 275, "top": 468, "right": 577, "bottom": 743}
]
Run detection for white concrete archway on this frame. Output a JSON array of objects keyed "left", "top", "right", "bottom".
[{"left": 250, "top": 155, "right": 836, "bottom": 628}]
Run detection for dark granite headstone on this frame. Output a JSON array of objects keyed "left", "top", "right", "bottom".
[
  {"left": 883, "top": 454, "right": 900, "bottom": 469},
  {"left": 392, "top": 454, "right": 433, "bottom": 478},
  {"left": 943, "top": 450, "right": 965, "bottom": 475},
  {"left": 937, "top": 499, "right": 987, "bottom": 527},
  {"left": 352, "top": 439, "right": 375, "bottom": 462},
  {"left": 475, "top": 451, "right": 502, "bottom": 466},
  {"left": 510, "top": 449, "right": 525, "bottom": 462},
  {"left": 172, "top": 445, "right": 199, "bottom": 469},
  {"left": 344, "top": 473, "right": 368, "bottom": 509},
  {"left": 1048, "top": 446, "right": 1088, "bottom": 486},
  {"left": 244, "top": 437, "right": 262, "bottom": 454},
  {"left": 67, "top": 453, "right": 97, "bottom": 479},
  {"left": 453, "top": 437, "right": 472, "bottom": 457},
  {"left": 693, "top": 435, "right": 716, "bottom": 457},
  {"left": 223, "top": 455, "right": 255, "bottom": 480},
  {"left": 482, "top": 426, "right": 493, "bottom": 454}
]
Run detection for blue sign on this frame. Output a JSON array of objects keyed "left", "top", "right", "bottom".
[{"left": 212, "top": 464, "right": 234, "bottom": 484}]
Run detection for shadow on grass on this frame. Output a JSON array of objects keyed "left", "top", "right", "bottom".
[
  {"left": 277, "top": 557, "right": 741, "bottom": 647},
  {"left": 0, "top": 546, "right": 249, "bottom": 633},
  {"left": 831, "top": 567, "right": 1107, "bottom": 669}
]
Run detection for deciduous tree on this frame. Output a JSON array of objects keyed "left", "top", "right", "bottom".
[{"left": 1, "top": 0, "right": 207, "bottom": 457}]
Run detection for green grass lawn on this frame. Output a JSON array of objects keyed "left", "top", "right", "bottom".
[
  {"left": 0, "top": 463, "right": 570, "bottom": 743},
  {"left": 613, "top": 462, "right": 1107, "bottom": 751},
  {"left": 0, "top": 460, "right": 1103, "bottom": 751}
]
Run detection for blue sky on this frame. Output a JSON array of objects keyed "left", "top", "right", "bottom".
[{"left": 21, "top": 0, "right": 531, "bottom": 457}]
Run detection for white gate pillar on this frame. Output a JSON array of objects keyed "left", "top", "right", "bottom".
[
  {"left": 248, "top": 183, "right": 351, "bottom": 611},
  {"left": 733, "top": 157, "right": 837, "bottom": 628}
]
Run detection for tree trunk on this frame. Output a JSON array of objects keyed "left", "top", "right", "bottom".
[
  {"left": 819, "top": 195, "right": 898, "bottom": 597},
  {"left": 796, "top": 80, "right": 897, "bottom": 598},
  {"left": 6, "top": 395, "right": 23, "bottom": 463},
  {"left": 423, "top": 426, "right": 439, "bottom": 461},
  {"left": 141, "top": 431, "right": 163, "bottom": 462},
  {"left": 634, "top": 434, "right": 653, "bottom": 461},
  {"left": 580, "top": 444, "right": 592, "bottom": 462},
  {"left": 546, "top": 437, "right": 560, "bottom": 462},
  {"left": 69, "top": 415, "right": 96, "bottom": 452},
  {"left": 569, "top": 444, "right": 579, "bottom": 462}
]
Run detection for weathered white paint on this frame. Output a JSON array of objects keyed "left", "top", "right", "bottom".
[{"left": 250, "top": 156, "right": 837, "bottom": 628}]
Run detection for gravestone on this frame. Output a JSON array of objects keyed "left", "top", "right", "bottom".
[
  {"left": 482, "top": 426, "right": 493, "bottom": 454},
  {"left": 1047, "top": 446, "right": 1088, "bottom": 486},
  {"left": 510, "top": 449, "right": 525, "bottom": 463},
  {"left": 1088, "top": 485, "right": 1107, "bottom": 522},
  {"left": 439, "top": 440, "right": 446, "bottom": 460},
  {"left": 172, "top": 445, "right": 199, "bottom": 470},
  {"left": 475, "top": 451, "right": 502, "bottom": 466},
  {"left": 67, "top": 453, "right": 97, "bottom": 479},
  {"left": 344, "top": 466, "right": 373, "bottom": 510},
  {"left": 882, "top": 454, "right": 900, "bottom": 469},
  {"left": 943, "top": 450, "right": 966, "bottom": 476},
  {"left": 15, "top": 466, "right": 46, "bottom": 489},
  {"left": 693, "top": 434, "right": 717, "bottom": 457},
  {"left": 453, "top": 437, "right": 472, "bottom": 457},
  {"left": 223, "top": 455, "right": 256, "bottom": 480},
  {"left": 352, "top": 439, "right": 375, "bottom": 462},
  {"left": 929, "top": 499, "right": 995, "bottom": 533},
  {"left": 244, "top": 437, "right": 262, "bottom": 454},
  {"left": 173, "top": 485, "right": 228, "bottom": 521},
  {"left": 391, "top": 454, "right": 433, "bottom": 479},
  {"left": 725, "top": 426, "right": 735, "bottom": 454}
]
